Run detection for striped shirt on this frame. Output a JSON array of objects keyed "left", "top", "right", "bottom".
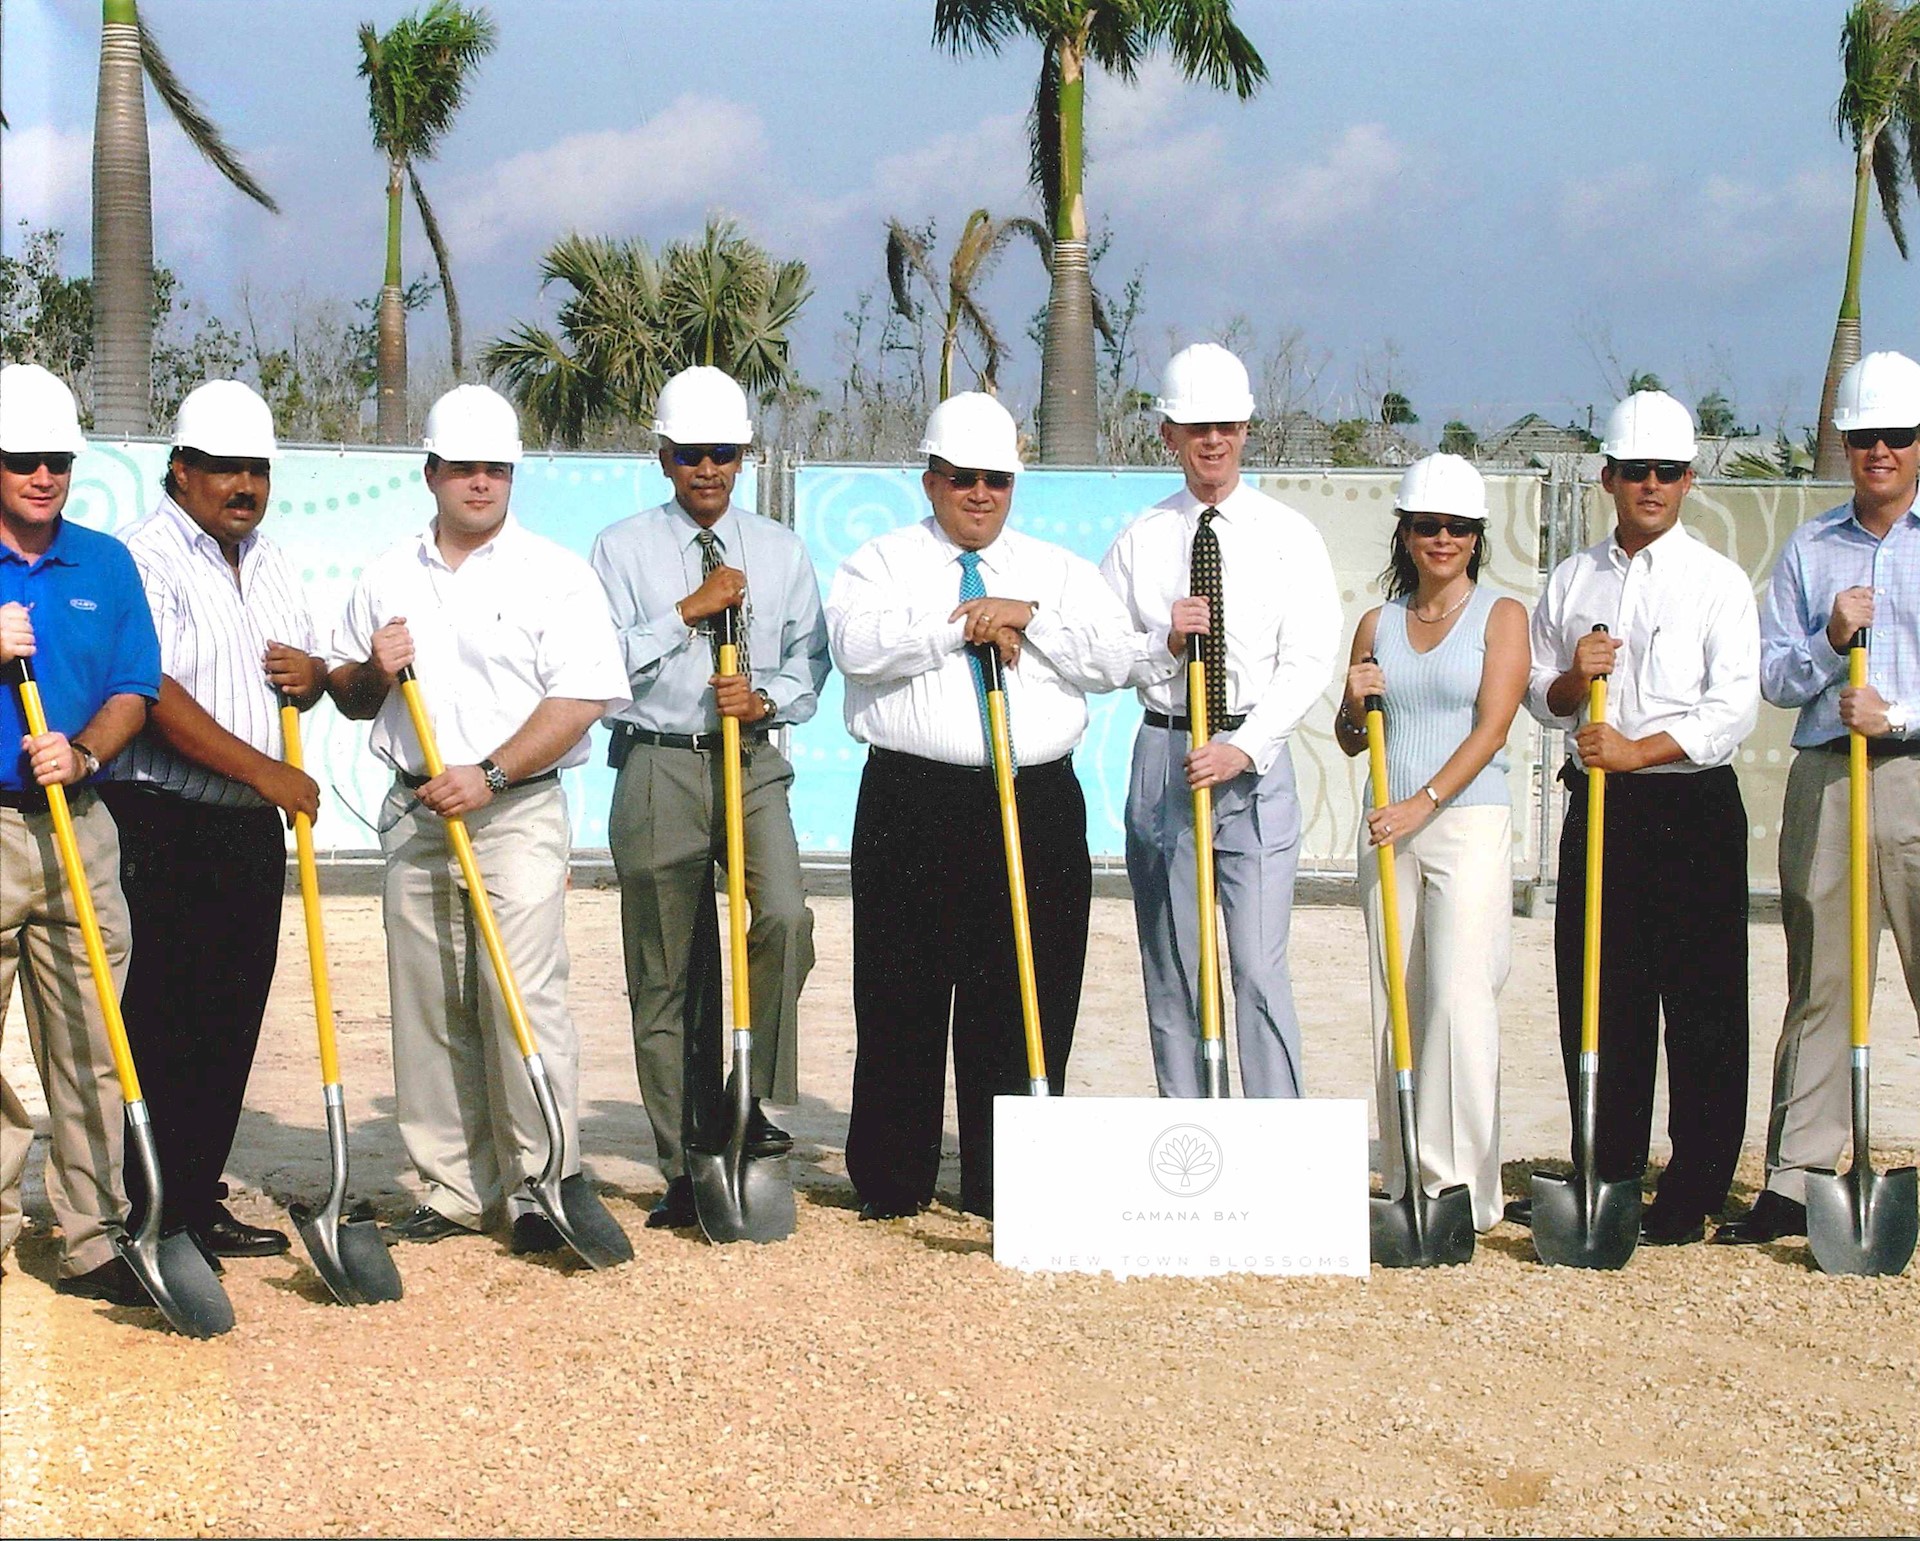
[
  {"left": 1371, "top": 586, "right": 1509, "bottom": 807},
  {"left": 1759, "top": 495, "right": 1920, "bottom": 746},
  {"left": 111, "top": 497, "right": 318, "bottom": 808}
]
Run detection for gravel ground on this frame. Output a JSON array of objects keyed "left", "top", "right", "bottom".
[{"left": 4, "top": 893, "right": 1917, "bottom": 1538}]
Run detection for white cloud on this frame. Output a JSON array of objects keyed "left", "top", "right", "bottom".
[
  {"left": 2, "top": 123, "right": 91, "bottom": 234},
  {"left": 1254, "top": 122, "right": 1407, "bottom": 242}
]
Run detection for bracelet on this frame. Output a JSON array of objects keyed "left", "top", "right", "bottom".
[{"left": 1422, "top": 784, "right": 1440, "bottom": 807}]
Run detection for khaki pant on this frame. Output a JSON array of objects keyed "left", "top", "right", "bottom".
[
  {"left": 379, "top": 780, "right": 580, "bottom": 1229},
  {"left": 1766, "top": 748, "right": 1920, "bottom": 1202},
  {"left": 0, "top": 791, "right": 130, "bottom": 1276}
]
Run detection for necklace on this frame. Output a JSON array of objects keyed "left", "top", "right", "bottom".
[{"left": 1410, "top": 583, "right": 1473, "bottom": 624}]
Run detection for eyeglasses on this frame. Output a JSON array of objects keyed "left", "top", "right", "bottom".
[
  {"left": 2, "top": 452, "right": 75, "bottom": 476},
  {"left": 1402, "top": 515, "right": 1483, "bottom": 539},
  {"left": 1843, "top": 426, "right": 1919, "bottom": 452},
  {"left": 941, "top": 468, "right": 1014, "bottom": 491},
  {"left": 669, "top": 444, "right": 741, "bottom": 468},
  {"left": 1612, "top": 460, "right": 1689, "bottom": 484}
]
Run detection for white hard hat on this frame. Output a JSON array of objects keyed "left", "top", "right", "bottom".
[
  {"left": 918, "top": 391, "right": 1024, "bottom": 475},
  {"left": 173, "top": 379, "right": 276, "bottom": 460},
  {"left": 422, "top": 384, "right": 523, "bottom": 465},
  {"left": 0, "top": 362, "right": 87, "bottom": 455},
  {"left": 1396, "top": 453, "right": 1487, "bottom": 520},
  {"left": 1600, "top": 390, "right": 1697, "bottom": 463},
  {"left": 1831, "top": 350, "right": 1920, "bottom": 431},
  {"left": 653, "top": 366, "right": 754, "bottom": 446},
  {"left": 1155, "top": 343, "right": 1255, "bottom": 424}
]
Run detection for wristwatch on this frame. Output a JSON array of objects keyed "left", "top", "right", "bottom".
[
  {"left": 479, "top": 758, "right": 510, "bottom": 794},
  {"left": 754, "top": 688, "right": 777, "bottom": 722},
  {"left": 70, "top": 740, "right": 100, "bottom": 780},
  {"left": 1887, "top": 701, "right": 1913, "bottom": 738}
]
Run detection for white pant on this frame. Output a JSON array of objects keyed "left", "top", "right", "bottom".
[{"left": 1358, "top": 803, "right": 1511, "bottom": 1232}]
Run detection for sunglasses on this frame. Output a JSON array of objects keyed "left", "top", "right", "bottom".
[
  {"left": 941, "top": 469, "right": 1015, "bottom": 491},
  {"left": 1843, "top": 426, "right": 1919, "bottom": 452},
  {"left": 669, "top": 444, "right": 741, "bottom": 468},
  {"left": 1401, "top": 515, "right": 1483, "bottom": 539},
  {"left": 2, "top": 452, "right": 75, "bottom": 476},
  {"left": 1612, "top": 460, "right": 1689, "bottom": 484}
]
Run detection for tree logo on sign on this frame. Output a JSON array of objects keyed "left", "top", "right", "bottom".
[{"left": 1148, "top": 1124, "right": 1224, "bottom": 1198}]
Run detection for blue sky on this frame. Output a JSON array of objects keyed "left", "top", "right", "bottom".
[{"left": 5, "top": 0, "right": 1915, "bottom": 439}]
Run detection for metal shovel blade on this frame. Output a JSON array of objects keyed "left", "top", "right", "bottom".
[
  {"left": 1370, "top": 1182, "right": 1475, "bottom": 1269},
  {"left": 289, "top": 1096, "right": 402, "bottom": 1305},
  {"left": 1806, "top": 1162, "right": 1919, "bottom": 1277},
  {"left": 691, "top": 1143, "right": 797, "bottom": 1245},
  {"left": 118, "top": 1116, "right": 234, "bottom": 1337},
  {"left": 1530, "top": 1169, "right": 1640, "bottom": 1270},
  {"left": 518, "top": 1054, "right": 633, "bottom": 1269}
]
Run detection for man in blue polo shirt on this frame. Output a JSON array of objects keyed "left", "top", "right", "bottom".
[{"left": 0, "top": 363, "right": 161, "bottom": 1307}]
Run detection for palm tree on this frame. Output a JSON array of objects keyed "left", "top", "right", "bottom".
[
  {"left": 91, "top": 0, "right": 278, "bottom": 435},
  {"left": 886, "top": 209, "right": 1050, "bottom": 399},
  {"left": 1815, "top": 0, "right": 1920, "bottom": 479},
  {"left": 357, "top": 0, "right": 497, "bottom": 442},
  {"left": 934, "top": 0, "right": 1265, "bottom": 463},
  {"left": 483, "top": 218, "right": 810, "bottom": 449}
]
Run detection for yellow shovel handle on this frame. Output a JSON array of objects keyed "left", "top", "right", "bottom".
[
  {"left": 280, "top": 704, "right": 341, "bottom": 1085},
  {"left": 719, "top": 642, "right": 751, "bottom": 1033},
  {"left": 1187, "top": 655, "right": 1223, "bottom": 1052},
  {"left": 1581, "top": 673, "right": 1607, "bottom": 1058},
  {"left": 1849, "top": 642, "right": 1870, "bottom": 1051},
  {"left": 1364, "top": 704, "right": 1415, "bottom": 1076},
  {"left": 985, "top": 687, "right": 1047, "bottom": 1086}
]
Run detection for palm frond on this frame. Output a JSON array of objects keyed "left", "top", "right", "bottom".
[
  {"left": 1150, "top": 0, "right": 1268, "bottom": 97},
  {"left": 1028, "top": 41, "right": 1062, "bottom": 227},
  {"left": 139, "top": 16, "right": 278, "bottom": 211},
  {"left": 358, "top": 0, "right": 499, "bottom": 161},
  {"left": 932, "top": 0, "right": 1030, "bottom": 56},
  {"left": 1872, "top": 123, "right": 1910, "bottom": 258},
  {"left": 408, "top": 164, "right": 463, "bottom": 371},
  {"left": 885, "top": 220, "right": 937, "bottom": 320}
]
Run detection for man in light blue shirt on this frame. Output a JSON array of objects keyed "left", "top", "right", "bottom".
[
  {"left": 1722, "top": 350, "right": 1920, "bottom": 1244},
  {"left": 590, "top": 367, "right": 829, "bottom": 1230}
]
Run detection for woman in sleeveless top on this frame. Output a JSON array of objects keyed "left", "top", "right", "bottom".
[{"left": 1334, "top": 454, "right": 1530, "bottom": 1232}]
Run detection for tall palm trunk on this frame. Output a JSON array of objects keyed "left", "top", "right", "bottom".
[
  {"left": 376, "top": 156, "right": 409, "bottom": 441},
  {"left": 1039, "top": 33, "right": 1098, "bottom": 463},
  {"left": 92, "top": 0, "right": 153, "bottom": 436},
  {"left": 1814, "top": 144, "right": 1876, "bottom": 481}
]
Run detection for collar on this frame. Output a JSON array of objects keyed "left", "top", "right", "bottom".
[
  {"left": 419, "top": 512, "right": 520, "bottom": 572},
  {"left": 1173, "top": 479, "right": 1247, "bottom": 525},
  {"left": 667, "top": 499, "right": 743, "bottom": 553},
  {"left": 1845, "top": 490, "right": 1920, "bottom": 537},
  {"left": 926, "top": 516, "right": 1009, "bottom": 574},
  {"left": 0, "top": 515, "right": 79, "bottom": 567},
  {"left": 160, "top": 494, "right": 255, "bottom": 566},
  {"left": 1606, "top": 520, "right": 1693, "bottom": 571}
]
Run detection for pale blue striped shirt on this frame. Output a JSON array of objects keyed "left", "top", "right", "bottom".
[{"left": 1759, "top": 495, "right": 1920, "bottom": 746}]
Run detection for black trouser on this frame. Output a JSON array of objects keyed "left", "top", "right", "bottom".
[
  {"left": 102, "top": 785, "right": 285, "bottom": 1231},
  {"left": 846, "top": 750, "right": 1090, "bottom": 1218},
  {"left": 1553, "top": 763, "right": 1749, "bottom": 1215}
]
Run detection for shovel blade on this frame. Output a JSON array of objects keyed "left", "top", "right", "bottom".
[
  {"left": 291, "top": 1200, "right": 405, "bottom": 1307},
  {"left": 523, "top": 1172, "right": 633, "bottom": 1270},
  {"left": 292, "top": 1200, "right": 366, "bottom": 1306},
  {"left": 1369, "top": 1183, "right": 1476, "bottom": 1268},
  {"left": 690, "top": 1148, "right": 796, "bottom": 1245},
  {"left": 1530, "top": 1170, "right": 1640, "bottom": 1270},
  {"left": 1806, "top": 1163, "right": 1919, "bottom": 1277},
  {"left": 117, "top": 1228, "right": 234, "bottom": 1338}
]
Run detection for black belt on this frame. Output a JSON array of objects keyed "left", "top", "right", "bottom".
[
  {"left": 0, "top": 787, "right": 51, "bottom": 810},
  {"left": 613, "top": 721, "right": 770, "bottom": 754},
  {"left": 397, "top": 768, "right": 559, "bottom": 790},
  {"left": 1810, "top": 736, "right": 1920, "bottom": 758},
  {"left": 867, "top": 747, "right": 1073, "bottom": 777},
  {"left": 1144, "top": 709, "right": 1247, "bottom": 733}
]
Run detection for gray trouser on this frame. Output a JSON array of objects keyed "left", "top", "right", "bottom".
[
  {"left": 1124, "top": 724, "right": 1305, "bottom": 1098},
  {"left": 379, "top": 779, "right": 580, "bottom": 1228},
  {"left": 1766, "top": 747, "right": 1920, "bottom": 1202},
  {"left": 0, "top": 791, "right": 129, "bottom": 1275},
  {"left": 609, "top": 739, "right": 811, "bottom": 1180}
]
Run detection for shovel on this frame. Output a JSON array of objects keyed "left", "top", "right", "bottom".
[
  {"left": 689, "top": 606, "right": 796, "bottom": 1245},
  {"left": 394, "top": 667, "right": 633, "bottom": 1269},
  {"left": 1362, "top": 671, "right": 1473, "bottom": 1267},
  {"left": 1806, "top": 630, "right": 1919, "bottom": 1276},
  {"left": 279, "top": 704, "right": 403, "bottom": 1306},
  {"left": 1186, "top": 639, "right": 1228, "bottom": 1099},
  {"left": 1532, "top": 626, "right": 1640, "bottom": 1268},
  {"left": 10, "top": 659, "right": 233, "bottom": 1336}
]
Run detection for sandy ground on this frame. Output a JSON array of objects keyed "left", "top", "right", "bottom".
[{"left": 3, "top": 890, "right": 1917, "bottom": 1538}]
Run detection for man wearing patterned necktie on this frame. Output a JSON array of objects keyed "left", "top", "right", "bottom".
[
  {"left": 827, "top": 393, "right": 1140, "bottom": 1220},
  {"left": 1101, "top": 344, "right": 1342, "bottom": 1099},
  {"left": 592, "top": 366, "right": 830, "bottom": 1231}
]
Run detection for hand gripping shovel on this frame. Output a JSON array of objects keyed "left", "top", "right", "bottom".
[
  {"left": 689, "top": 607, "right": 796, "bottom": 1245},
  {"left": 395, "top": 667, "right": 632, "bottom": 1269},
  {"left": 10, "top": 659, "right": 233, "bottom": 1336},
  {"left": 1532, "top": 627, "right": 1640, "bottom": 1269},
  {"left": 1185, "top": 639, "right": 1228, "bottom": 1098},
  {"left": 1362, "top": 672, "right": 1473, "bottom": 1267},
  {"left": 1805, "top": 631, "right": 1918, "bottom": 1276},
  {"left": 280, "top": 704, "right": 403, "bottom": 1305}
]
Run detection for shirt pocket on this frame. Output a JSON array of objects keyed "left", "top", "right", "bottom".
[{"left": 1637, "top": 624, "right": 1699, "bottom": 708}]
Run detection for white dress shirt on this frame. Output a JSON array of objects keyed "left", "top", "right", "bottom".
[
  {"left": 112, "top": 496, "right": 318, "bottom": 808},
  {"left": 328, "top": 515, "right": 631, "bottom": 775},
  {"left": 827, "top": 517, "right": 1140, "bottom": 767},
  {"left": 1527, "top": 522, "right": 1759, "bottom": 772},
  {"left": 1100, "top": 479, "right": 1342, "bottom": 774}
]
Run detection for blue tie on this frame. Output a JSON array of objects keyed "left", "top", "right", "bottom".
[{"left": 958, "top": 550, "right": 1006, "bottom": 767}]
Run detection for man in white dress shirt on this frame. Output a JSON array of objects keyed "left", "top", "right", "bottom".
[
  {"left": 328, "top": 385, "right": 629, "bottom": 1252},
  {"left": 826, "top": 393, "right": 1138, "bottom": 1220},
  {"left": 102, "top": 381, "right": 326, "bottom": 1260},
  {"left": 1523, "top": 390, "right": 1759, "bottom": 1246},
  {"left": 1101, "top": 343, "right": 1341, "bottom": 1100}
]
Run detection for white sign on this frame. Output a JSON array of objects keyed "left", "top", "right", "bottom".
[{"left": 992, "top": 1097, "right": 1369, "bottom": 1278}]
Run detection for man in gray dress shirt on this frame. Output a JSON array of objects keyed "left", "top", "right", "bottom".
[{"left": 591, "top": 366, "right": 830, "bottom": 1230}]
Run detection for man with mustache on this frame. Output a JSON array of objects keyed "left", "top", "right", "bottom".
[{"left": 101, "top": 380, "right": 328, "bottom": 1261}]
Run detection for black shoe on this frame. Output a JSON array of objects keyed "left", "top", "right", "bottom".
[
  {"left": 510, "top": 1212, "right": 566, "bottom": 1255},
  {"left": 197, "top": 1202, "right": 291, "bottom": 1257},
  {"left": 1640, "top": 1205, "right": 1706, "bottom": 1246},
  {"left": 646, "top": 1176, "right": 697, "bottom": 1230},
  {"left": 1502, "top": 1197, "right": 1532, "bottom": 1228},
  {"left": 747, "top": 1101, "right": 794, "bottom": 1158},
  {"left": 55, "top": 1257, "right": 152, "bottom": 1308},
  {"left": 1711, "top": 1191, "right": 1808, "bottom": 1245},
  {"left": 858, "top": 1198, "right": 920, "bottom": 1222},
  {"left": 383, "top": 1205, "right": 478, "bottom": 1244}
]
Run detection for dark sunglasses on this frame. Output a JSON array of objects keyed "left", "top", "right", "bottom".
[
  {"left": 1612, "top": 459, "right": 1689, "bottom": 484},
  {"left": 2, "top": 451, "right": 75, "bottom": 476},
  {"left": 669, "top": 444, "right": 741, "bottom": 467},
  {"left": 1401, "top": 515, "right": 1483, "bottom": 539},
  {"left": 941, "top": 468, "right": 1014, "bottom": 491},
  {"left": 1843, "top": 426, "right": 1919, "bottom": 452}
]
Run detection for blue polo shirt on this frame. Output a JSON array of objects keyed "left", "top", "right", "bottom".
[{"left": 0, "top": 517, "right": 161, "bottom": 791}]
